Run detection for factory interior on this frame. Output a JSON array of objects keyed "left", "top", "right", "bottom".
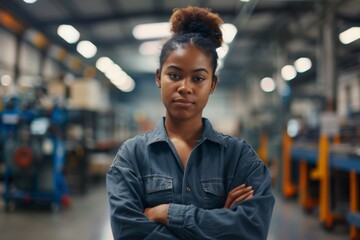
[{"left": 0, "top": 0, "right": 359, "bottom": 239}]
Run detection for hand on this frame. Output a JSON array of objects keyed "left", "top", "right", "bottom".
[
  {"left": 224, "top": 184, "right": 254, "bottom": 208},
  {"left": 144, "top": 204, "right": 169, "bottom": 225}
]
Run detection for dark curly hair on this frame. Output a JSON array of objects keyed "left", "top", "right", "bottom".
[{"left": 159, "top": 6, "right": 224, "bottom": 76}]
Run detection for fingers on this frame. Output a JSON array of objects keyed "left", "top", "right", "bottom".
[
  {"left": 224, "top": 184, "right": 245, "bottom": 208},
  {"left": 224, "top": 184, "right": 254, "bottom": 208},
  {"left": 229, "top": 189, "right": 254, "bottom": 208}
]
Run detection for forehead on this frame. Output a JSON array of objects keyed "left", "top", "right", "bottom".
[{"left": 163, "top": 45, "right": 213, "bottom": 71}]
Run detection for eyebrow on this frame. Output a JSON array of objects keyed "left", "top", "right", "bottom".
[{"left": 166, "top": 65, "right": 209, "bottom": 74}]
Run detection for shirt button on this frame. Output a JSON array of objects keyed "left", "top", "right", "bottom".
[{"left": 186, "top": 187, "right": 192, "bottom": 192}]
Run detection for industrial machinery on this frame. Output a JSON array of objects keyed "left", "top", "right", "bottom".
[{"left": 1, "top": 97, "right": 71, "bottom": 211}]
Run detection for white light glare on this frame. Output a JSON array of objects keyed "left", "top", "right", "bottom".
[
  {"left": 287, "top": 119, "right": 300, "bottom": 138},
  {"left": 133, "top": 22, "right": 171, "bottom": 40},
  {"left": 23, "top": 0, "right": 37, "bottom": 3},
  {"left": 216, "top": 44, "right": 229, "bottom": 59},
  {"left": 96, "top": 57, "right": 114, "bottom": 73},
  {"left": 260, "top": 77, "right": 275, "bottom": 93},
  {"left": 221, "top": 24, "right": 237, "bottom": 44},
  {"left": 104, "top": 63, "right": 135, "bottom": 92},
  {"left": 240, "top": 0, "right": 250, "bottom": 2},
  {"left": 281, "top": 65, "right": 297, "bottom": 81},
  {"left": 294, "top": 57, "right": 312, "bottom": 73},
  {"left": 139, "top": 40, "right": 163, "bottom": 56},
  {"left": 1, "top": 75, "right": 12, "bottom": 86},
  {"left": 77, "top": 40, "right": 97, "bottom": 58},
  {"left": 57, "top": 25, "right": 80, "bottom": 44},
  {"left": 133, "top": 22, "right": 237, "bottom": 44},
  {"left": 339, "top": 27, "right": 360, "bottom": 44}
]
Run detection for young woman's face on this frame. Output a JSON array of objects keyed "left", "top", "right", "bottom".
[{"left": 156, "top": 45, "right": 217, "bottom": 122}]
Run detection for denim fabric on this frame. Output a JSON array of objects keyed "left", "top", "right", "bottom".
[{"left": 107, "top": 118, "right": 275, "bottom": 240}]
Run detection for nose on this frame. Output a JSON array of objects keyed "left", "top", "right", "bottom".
[{"left": 178, "top": 78, "right": 193, "bottom": 94}]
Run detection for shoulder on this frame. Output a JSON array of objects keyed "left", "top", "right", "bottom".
[
  {"left": 213, "top": 131, "right": 260, "bottom": 162},
  {"left": 120, "top": 129, "right": 156, "bottom": 149},
  {"left": 111, "top": 130, "right": 155, "bottom": 167},
  {"left": 212, "top": 130, "right": 247, "bottom": 150}
]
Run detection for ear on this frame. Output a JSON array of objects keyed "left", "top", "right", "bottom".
[
  {"left": 155, "top": 69, "right": 161, "bottom": 88},
  {"left": 210, "top": 75, "right": 218, "bottom": 94}
]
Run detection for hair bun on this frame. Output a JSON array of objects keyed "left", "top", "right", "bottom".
[{"left": 170, "top": 6, "right": 224, "bottom": 48}]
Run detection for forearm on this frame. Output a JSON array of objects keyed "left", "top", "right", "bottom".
[
  {"left": 167, "top": 194, "right": 274, "bottom": 240},
  {"left": 110, "top": 216, "right": 179, "bottom": 240},
  {"left": 145, "top": 194, "right": 274, "bottom": 240},
  {"left": 107, "top": 165, "right": 180, "bottom": 239}
]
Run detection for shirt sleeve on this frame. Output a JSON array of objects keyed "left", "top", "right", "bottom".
[
  {"left": 166, "top": 142, "right": 275, "bottom": 240},
  {"left": 106, "top": 144, "right": 181, "bottom": 240}
]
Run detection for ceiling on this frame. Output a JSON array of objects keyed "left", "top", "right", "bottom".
[{"left": 0, "top": 0, "right": 359, "bottom": 95}]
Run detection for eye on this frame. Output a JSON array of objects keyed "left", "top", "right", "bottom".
[
  {"left": 168, "top": 73, "right": 180, "bottom": 80},
  {"left": 193, "top": 76, "right": 205, "bottom": 82}
]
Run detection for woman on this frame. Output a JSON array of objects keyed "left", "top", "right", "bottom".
[{"left": 107, "top": 6, "right": 274, "bottom": 240}]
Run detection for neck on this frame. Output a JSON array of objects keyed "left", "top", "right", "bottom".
[{"left": 164, "top": 115, "right": 203, "bottom": 142}]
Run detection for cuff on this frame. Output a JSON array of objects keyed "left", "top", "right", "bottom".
[{"left": 167, "top": 203, "right": 187, "bottom": 228}]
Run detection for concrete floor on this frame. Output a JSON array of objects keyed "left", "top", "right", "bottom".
[{"left": 0, "top": 182, "right": 350, "bottom": 240}]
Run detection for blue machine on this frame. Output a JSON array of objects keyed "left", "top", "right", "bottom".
[{"left": 1, "top": 97, "right": 71, "bottom": 211}]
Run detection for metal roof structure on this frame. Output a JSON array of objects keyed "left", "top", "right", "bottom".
[{"left": 1, "top": 0, "right": 359, "bottom": 96}]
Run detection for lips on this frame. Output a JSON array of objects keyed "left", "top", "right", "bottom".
[
  {"left": 175, "top": 98, "right": 193, "bottom": 103},
  {"left": 173, "top": 98, "right": 194, "bottom": 106}
]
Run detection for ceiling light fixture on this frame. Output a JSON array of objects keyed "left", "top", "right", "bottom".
[
  {"left": 76, "top": 40, "right": 97, "bottom": 59},
  {"left": 57, "top": 24, "right": 80, "bottom": 44},
  {"left": 216, "top": 44, "right": 229, "bottom": 59},
  {"left": 260, "top": 77, "right": 275, "bottom": 93},
  {"left": 96, "top": 57, "right": 114, "bottom": 73},
  {"left": 133, "top": 22, "right": 237, "bottom": 44},
  {"left": 281, "top": 65, "right": 297, "bottom": 81},
  {"left": 23, "top": 0, "right": 37, "bottom": 4},
  {"left": 1, "top": 75, "right": 12, "bottom": 86},
  {"left": 294, "top": 57, "right": 312, "bottom": 73},
  {"left": 132, "top": 22, "right": 171, "bottom": 40},
  {"left": 139, "top": 40, "right": 163, "bottom": 56},
  {"left": 339, "top": 27, "right": 360, "bottom": 44},
  {"left": 222, "top": 24, "right": 237, "bottom": 44}
]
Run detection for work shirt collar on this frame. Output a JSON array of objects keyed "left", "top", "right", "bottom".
[{"left": 147, "top": 117, "right": 227, "bottom": 147}]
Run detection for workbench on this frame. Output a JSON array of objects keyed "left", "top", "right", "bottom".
[{"left": 283, "top": 134, "right": 360, "bottom": 239}]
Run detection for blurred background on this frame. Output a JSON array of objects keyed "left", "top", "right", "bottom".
[{"left": 0, "top": 0, "right": 359, "bottom": 239}]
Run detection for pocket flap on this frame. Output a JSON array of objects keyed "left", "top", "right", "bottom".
[
  {"left": 201, "top": 179, "right": 225, "bottom": 197},
  {"left": 143, "top": 175, "right": 173, "bottom": 194}
]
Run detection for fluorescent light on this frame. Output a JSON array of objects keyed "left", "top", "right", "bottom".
[
  {"left": 105, "top": 64, "right": 123, "bottom": 80},
  {"left": 76, "top": 40, "right": 97, "bottom": 58},
  {"left": 216, "top": 44, "right": 229, "bottom": 59},
  {"left": 281, "top": 65, "right": 297, "bottom": 81},
  {"left": 96, "top": 57, "right": 114, "bottom": 73},
  {"left": 287, "top": 119, "right": 300, "bottom": 137},
  {"left": 23, "top": 0, "right": 37, "bottom": 3},
  {"left": 221, "top": 24, "right": 237, "bottom": 44},
  {"left": 133, "top": 22, "right": 237, "bottom": 45},
  {"left": 339, "top": 27, "right": 360, "bottom": 44},
  {"left": 139, "top": 40, "right": 163, "bottom": 55},
  {"left": 57, "top": 25, "right": 80, "bottom": 44},
  {"left": 260, "top": 77, "right": 275, "bottom": 93},
  {"left": 294, "top": 57, "right": 312, "bottom": 73},
  {"left": 1, "top": 75, "right": 12, "bottom": 86},
  {"left": 106, "top": 68, "right": 135, "bottom": 92},
  {"left": 240, "top": 0, "right": 250, "bottom": 2},
  {"left": 120, "top": 76, "right": 135, "bottom": 92},
  {"left": 133, "top": 22, "right": 171, "bottom": 40}
]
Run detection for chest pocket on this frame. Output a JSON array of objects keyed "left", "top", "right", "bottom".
[
  {"left": 142, "top": 175, "right": 173, "bottom": 207},
  {"left": 201, "top": 178, "right": 226, "bottom": 209}
]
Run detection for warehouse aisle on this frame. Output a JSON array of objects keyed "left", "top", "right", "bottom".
[{"left": 0, "top": 183, "right": 350, "bottom": 240}]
